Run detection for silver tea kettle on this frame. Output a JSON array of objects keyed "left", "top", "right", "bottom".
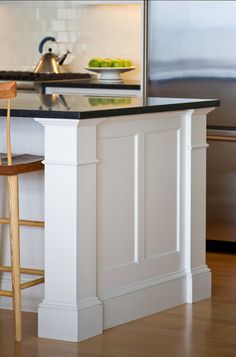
[{"left": 34, "top": 36, "right": 70, "bottom": 74}]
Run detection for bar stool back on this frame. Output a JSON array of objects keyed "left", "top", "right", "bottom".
[{"left": 0, "top": 82, "right": 44, "bottom": 342}]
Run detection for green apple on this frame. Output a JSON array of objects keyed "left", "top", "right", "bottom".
[
  {"left": 88, "top": 97, "right": 101, "bottom": 106},
  {"left": 100, "top": 98, "right": 112, "bottom": 105},
  {"left": 88, "top": 58, "right": 101, "bottom": 68},
  {"left": 111, "top": 98, "right": 123, "bottom": 105},
  {"left": 100, "top": 58, "right": 113, "bottom": 67},
  {"left": 112, "top": 58, "right": 124, "bottom": 67},
  {"left": 123, "top": 98, "right": 132, "bottom": 104},
  {"left": 122, "top": 59, "right": 132, "bottom": 67}
]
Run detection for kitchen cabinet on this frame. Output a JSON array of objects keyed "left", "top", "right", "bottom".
[
  {"left": 36, "top": 97, "right": 217, "bottom": 341},
  {"left": 0, "top": 92, "right": 219, "bottom": 342}
]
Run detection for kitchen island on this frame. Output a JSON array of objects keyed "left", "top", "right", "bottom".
[{"left": 0, "top": 93, "right": 220, "bottom": 342}]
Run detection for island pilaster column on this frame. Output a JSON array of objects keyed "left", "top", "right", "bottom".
[
  {"left": 184, "top": 108, "right": 213, "bottom": 303},
  {"left": 35, "top": 117, "right": 103, "bottom": 342}
]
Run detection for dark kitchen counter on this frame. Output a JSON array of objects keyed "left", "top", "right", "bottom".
[
  {"left": 0, "top": 92, "right": 220, "bottom": 120},
  {"left": 41, "top": 79, "right": 141, "bottom": 93},
  {"left": 0, "top": 70, "right": 140, "bottom": 92}
]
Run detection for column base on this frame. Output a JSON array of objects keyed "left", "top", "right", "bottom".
[
  {"left": 186, "top": 265, "right": 212, "bottom": 303},
  {"left": 38, "top": 298, "right": 103, "bottom": 342}
]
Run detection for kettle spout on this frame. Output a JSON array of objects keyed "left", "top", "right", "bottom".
[{"left": 57, "top": 50, "right": 70, "bottom": 65}]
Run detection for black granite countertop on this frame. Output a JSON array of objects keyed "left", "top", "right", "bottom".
[
  {"left": 0, "top": 92, "right": 220, "bottom": 120},
  {"left": 41, "top": 79, "right": 141, "bottom": 93}
]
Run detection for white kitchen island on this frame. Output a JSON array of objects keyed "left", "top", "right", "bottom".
[{"left": 0, "top": 93, "right": 220, "bottom": 342}]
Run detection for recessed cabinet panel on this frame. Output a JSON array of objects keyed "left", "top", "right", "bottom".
[
  {"left": 144, "top": 130, "right": 180, "bottom": 259},
  {"left": 97, "top": 114, "right": 183, "bottom": 295},
  {"left": 98, "top": 135, "right": 136, "bottom": 271}
]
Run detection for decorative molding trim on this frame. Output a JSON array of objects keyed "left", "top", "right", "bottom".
[
  {"left": 35, "top": 118, "right": 105, "bottom": 127},
  {"left": 150, "top": 109, "right": 194, "bottom": 119},
  {"left": 100, "top": 266, "right": 211, "bottom": 303},
  {"left": 35, "top": 118, "right": 80, "bottom": 126},
  {"left": 144, "top": 250, "right": 180, "bottom": 261},
  {"left": 99, "top": 110, "right": 192, "bottom": 125},
  {"left": 78, "top": 297, "right": 103, "bottom": 310},
  {"left": 100, "top": 261, "right": 137, "bottom": 273},
  {"left": 100, "top": 270, "right": 186, "bottom": 301},
  {"left": 39, "top": 299, "right": 78, "bottom": 312},
  {"left": 134, "top": 133, "right": 139, "bottom": 263},
  {"left": 188, "top": 264, "right": 211, "bottom": 276},
  {"left": 186, "top": 265, "right": 212, "bottom": 303},
  {"left": 192, "top": 107, "right": 216, "bottom": 116},
  {"left": 38, "top": 297, "right": 102, "bottom": 312},
  {"left": 102, "top": 272, "right": 187, "bottom": 331},
  {"left": 38, "top": 297, "right": 103, "bottom": 342},
  {"left": 187, "top": 143, "right": 209, "bottom": 150}
]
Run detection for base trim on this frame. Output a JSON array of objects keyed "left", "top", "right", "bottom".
[{"left": 38, "top": 298, "right": 103, "bottom": 342}]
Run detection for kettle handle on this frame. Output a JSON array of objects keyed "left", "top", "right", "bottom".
[{"left": 39, "top": 36, "right": 56, "bottom": 53}]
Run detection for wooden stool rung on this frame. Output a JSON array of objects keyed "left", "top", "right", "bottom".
[
  {"left": 0, "top": 217, "right": 44, "bottom": 228},
  {"left": 0, "top": 289, "right": 13, "bottom": 297},
  {"left": 0, "top": 277, "right": 44, "bottom": 297},
  {"left": 20, "top": 277, "right": 44, "bottom": 290},
  {"left": 0, "top": 265, "right": 44, "bottom": 276}
]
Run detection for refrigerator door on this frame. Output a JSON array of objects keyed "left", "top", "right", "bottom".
[
  {"left": 147, "top": 1, "right": 236, "bottom": 127},
  {"left": 147, "top": 1, "right": 236, "bottom": 242},
  {"left": 207, "top": 130, "right": 236, "bottom": 242}
]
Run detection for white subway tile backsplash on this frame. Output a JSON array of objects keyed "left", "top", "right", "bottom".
[
  {"left": 50, "top": 20, "right": 66, "bottom": 31},
  {"left": 56, "top": 32, "right": 69, "bottom": 43},
  {"left": 21, "top": 1, "right": 67, "bottom": 9},
  {"left": 66, "top": 20, "right": 81, "bottom": 31},
  {"left": 0, "top": 2, "right": 141, "bottom": 79},
  {"left": 57, "top": 8, "right": 77, "bottom": 20},
  {"left": 38, "top": 8, "right": 60, "bottom": 20}
]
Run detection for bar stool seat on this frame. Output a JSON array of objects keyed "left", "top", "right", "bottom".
[
  {"left": 0, "top": 82, "right": 44, "bottom": 342},
  {"left": 0, "top": 154, "right": 44, "bottom": 175}
]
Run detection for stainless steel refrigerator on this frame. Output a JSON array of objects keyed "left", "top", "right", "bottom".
[{"left": 146, "top": 0, "right": 236, "bottom": 244}]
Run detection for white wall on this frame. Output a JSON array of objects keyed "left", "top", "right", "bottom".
[{"left": 0, "top": 1, "right": 141, "bottom": 80}]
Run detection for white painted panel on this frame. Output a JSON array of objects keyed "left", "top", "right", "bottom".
[
  {"left": 145, "top": 129, "right": 180, "bottom": 259},
  {"left": 98, "top": 135, "right": 136, "bottom": 271},
  {"left": 36, "top": 107, "right": 213, "bottom": 342},
  {"left": 98, "top": 117, "right": 184, "bottom": 294}
]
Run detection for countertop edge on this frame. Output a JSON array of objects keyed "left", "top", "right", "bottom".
[{"left": 0, "top": 98, "right": 220, "bottom": 120}]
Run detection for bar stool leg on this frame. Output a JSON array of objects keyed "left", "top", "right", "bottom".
[{"left": 8, "top": 175, "right": 21, "bottom": 342}]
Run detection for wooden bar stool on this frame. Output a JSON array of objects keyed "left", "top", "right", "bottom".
[{"left": 0, "top": 82, "right": 44, "bottom": 342}]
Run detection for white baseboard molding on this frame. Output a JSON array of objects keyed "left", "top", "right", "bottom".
[
  {"left": 186, "top": 265, "right": 212, "bottom": 303},
  {"left": 102, "top": 273, "right": 187, "bottom": 330},
  {"left": 0, "top": 267, "right": 212, "bottom": 342},
  {"left": 101, "top": 266, "right": 212, "bottom": 330}
]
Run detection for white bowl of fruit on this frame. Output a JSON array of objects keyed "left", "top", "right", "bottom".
[{"left": 85, "top": 58, "right": 136, "bottom": 83}]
